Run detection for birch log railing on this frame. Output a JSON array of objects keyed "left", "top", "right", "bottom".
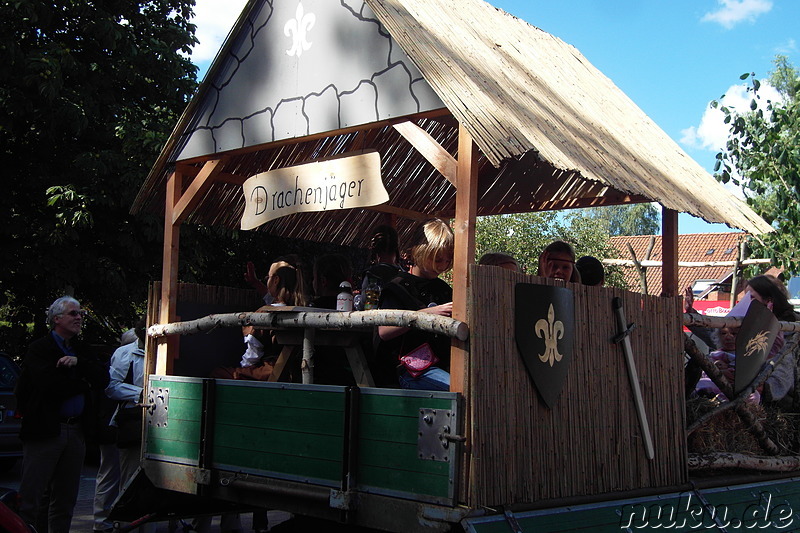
[{"left": 147, "top": 309, "right": 469, "bottom": 341}]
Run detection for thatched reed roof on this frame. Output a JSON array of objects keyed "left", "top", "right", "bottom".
[{"left": 132, "top": 0, "right": 772, "bottom": 249}]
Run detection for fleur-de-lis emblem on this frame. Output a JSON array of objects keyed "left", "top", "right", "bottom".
[
  {"left": 284, "top": 2, "right": 315, "bottom": 57},
  {"left": 743, "top": 330, "right": 770, "bottom": 357},
  {"left": 535, "top": 304, "right": 564, "bottom": 367}
]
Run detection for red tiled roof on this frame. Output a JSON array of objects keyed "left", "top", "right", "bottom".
[{"left": 608, "top": 233, "right": 746, "bottom": 296}]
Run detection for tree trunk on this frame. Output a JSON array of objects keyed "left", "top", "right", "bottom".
[{"left": 689, "top": 452, "right": 800, "bottom": 472}]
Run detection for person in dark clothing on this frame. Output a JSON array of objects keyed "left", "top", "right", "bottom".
[
  {"left": 15, "top": 296, "right": 109, "bottom": 533},
  {"left": 376, "top": 218, "right": 454, "bottom": 390},
  {"left": 360, "top": 224, "right": 405, "bottom": 296},
  {"left": 309, "top": 253, "right": 357, "bottom": 386},
  {"left": 575, "top": 255, "right": 605, "bottom": 286},
  {"left": 311, "top": 253, "right": 354, "bottom": 310}
]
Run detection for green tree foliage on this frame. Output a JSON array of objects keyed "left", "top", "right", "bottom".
[
  {"left": 583, "top": 204, "right": 660, "bottom": 237},
  {"left": 0, "top": 0, "right": 199, "bottom": 352},
  {"left": 769, "top": 55, "right": 799, "bottom": 99},
  {"left": 474, "top": 206, "right": 652, "bottom": 287},
  {"left": 712, "top": 56, "right": 800, "bottom": 274}
]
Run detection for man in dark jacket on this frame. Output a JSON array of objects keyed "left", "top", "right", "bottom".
[{"left": 15, "top": 296, "right": 109, "bottom": 533}]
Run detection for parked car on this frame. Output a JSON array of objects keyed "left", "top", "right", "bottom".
[{"left": 0, "top": 352, "right": 21, "bottom": 472}]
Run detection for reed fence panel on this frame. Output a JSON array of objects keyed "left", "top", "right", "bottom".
[{"left": 465, "top": 265, "right": 687, "bottom": 506}]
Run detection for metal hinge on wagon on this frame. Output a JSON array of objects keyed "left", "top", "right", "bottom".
[
  {"left": 147, "top": 387, "right": 169, "bottom": 428},
  {"left": 418, "top": 408, "right": 466, "bottom": 462}
]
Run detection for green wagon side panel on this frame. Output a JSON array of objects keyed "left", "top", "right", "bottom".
[
  {"left": 145, "top": 418, "right": 201, "bottom": 462},
  {"left": 463, "top": 480, "right": 800, "bottom": 533},
  {"left": 358, "top": 438, "right": 450, "bottom": 475},
  {"left": 700, "top": 478, "right": 800, "bottom": 530},
  {"left": 358, "top": 464, "right": 452, "bottom": 499},
  {"left": 215, "top": 384, "right": 346, "bottom": 410},
  {"left": 212, "top": 382, "right": 347, "bottom": 484},
  {"left": 145, "top": 378, "right": 203, "bottom": 464},
  {"left": 356, "top": 390, "right": 458, "bottom": 504},
  {"left": 213, "top": 446, "right": 342, "bottom": 482},
  {"left": 149, "top": 378, "right": 204, "bottom": 401},
  {"left": 359, "top": 393, "right": 453, "bottom": 416},
  {"left": 213, "top": 395, "right": 345, "bottom": 436},
  {"left": 214, "top": 424, "right": 344, "bottom": 459},
  {"left": 464, "top": 493, "right": 723, "bottom": 533}
]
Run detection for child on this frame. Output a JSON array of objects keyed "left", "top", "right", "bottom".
[
  {"left": 537, "top": 240, "right": 581, "bottom": 283},
  {"left": 696, "top": 326, "right": 759, "bottom": 403}
]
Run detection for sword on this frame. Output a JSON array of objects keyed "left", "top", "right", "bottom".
[{"left": 611, "top": 297, "right": 655, "bottom": 460}]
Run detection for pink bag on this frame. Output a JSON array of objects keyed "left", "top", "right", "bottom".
[{"left": 398, "top": 343, "right": 439, "bottom": 378}]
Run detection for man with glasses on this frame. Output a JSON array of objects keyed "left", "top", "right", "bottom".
[{"left": 15, "top": 296, "right": 109, "bottom": 533}]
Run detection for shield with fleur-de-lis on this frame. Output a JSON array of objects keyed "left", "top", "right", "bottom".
[
  {"left": 515, "top": 283, "right": 575, "bottom": 408},
  {"left": 734, "top": 299, "right": 779, "bottom": 395}
]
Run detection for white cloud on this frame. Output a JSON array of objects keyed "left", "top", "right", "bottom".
[
  {"left": 681, "top": 81, "right": 781, "bottom": 152},
  {"left": 191, "top": 0, "right": 249, "bottom": 63},
  {"left": 701, "top": 0, "right": 772, "bottom": 29},
  {"left": 776, "top": 38, "right": 798, "bottom": 55},
  {"left": 681, "top": 81, "right": 782, "bottom": 198}
]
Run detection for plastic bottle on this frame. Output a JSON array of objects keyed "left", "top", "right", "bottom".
[
  {"left": 364, "top": 276, "right": 381, "bottom": 310},
  {"left": 336, "top": 281, "right": 354, "bottom": 312},
  {"left": 353, "top": 291, "right": 364, "bottom": 311}
]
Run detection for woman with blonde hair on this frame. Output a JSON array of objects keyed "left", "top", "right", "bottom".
[
  {"left": 265, "top": 256, "right": 307, "bottom": 307},
  {"left": 376, "top": 218, "right": 454, "bottom": 390}
]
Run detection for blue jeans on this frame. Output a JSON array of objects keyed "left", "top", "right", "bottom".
[{"left": 399, "top": 367, "right": 450, "bottom": 391}]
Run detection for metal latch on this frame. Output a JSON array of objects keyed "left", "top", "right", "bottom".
[
  {"left": 418, "top": 408, "right": 464, "bottom": 462},
  {"left": 147, "top": 387, "right": 170, "bottom": 428},
  {"left": 329, "top": 489, "right": 356, "bottom": 510},
  {"left": 192, "top": 467, "right": 211, "bottom": 485}
]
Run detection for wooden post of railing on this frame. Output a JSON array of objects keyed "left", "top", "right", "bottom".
[
  {"left": 155, "top": 171, "right": 182, "bottom": 378},
  {"left": 451, "top": 123, "right": 478, "bottom": 395},
  {"left": 730, "top": 240, "right": 746, "bottom": 308}
]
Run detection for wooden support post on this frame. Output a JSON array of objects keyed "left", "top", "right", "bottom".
[
  {"left": 156, "top": 171, "right": 182, "bottom": 377},
  {"left": 730, "top": 240, "right": 746, "bottom": 307},
  {"left": 450, "top": 124, "right": 478, "bottom": 394},
  {"left": 626, "top": 243, "right": 648, "bottom": 295},
  {"left": 661, "top": 207, "right": 679, "bottom": 297}
]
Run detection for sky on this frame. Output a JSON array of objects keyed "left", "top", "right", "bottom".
[{"left": 188, "top": 0, "right": 799, "bottom": 235}]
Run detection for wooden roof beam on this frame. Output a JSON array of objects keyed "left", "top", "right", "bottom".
[
  {"left": 531, "top": 194, "right": 653, "bottom": 212},
  {"left": 393, "top": 120, "right": 457, "bottom": 186},
  {"left": 366, "top": 203, "right": 434, "bottom": 221},
  {"left": 176, "top": 161, "right": 244, "bottom": 186},
  {"left": 172, "top": 158, "right": 226, "bottom": 225}
]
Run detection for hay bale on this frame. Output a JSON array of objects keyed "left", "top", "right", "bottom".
[{"left": 686, "top": 397, "right": 800, "bottom": 455}]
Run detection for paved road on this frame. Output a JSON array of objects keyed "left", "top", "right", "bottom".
[{"left": 0, "top": 458, "right": 290, "bottom": 532}]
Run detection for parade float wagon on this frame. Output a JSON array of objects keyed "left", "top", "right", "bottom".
[{"left": 119, "top": 0, "right": 800, "bottom": 531}]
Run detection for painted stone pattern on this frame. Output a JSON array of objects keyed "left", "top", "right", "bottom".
[{"left": 177, "top": 0, "right": 444, "bottom": 161}]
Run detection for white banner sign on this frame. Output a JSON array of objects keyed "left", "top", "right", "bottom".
[{"left": 241, "top": 151, "right": 387, "bottom": 230}]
